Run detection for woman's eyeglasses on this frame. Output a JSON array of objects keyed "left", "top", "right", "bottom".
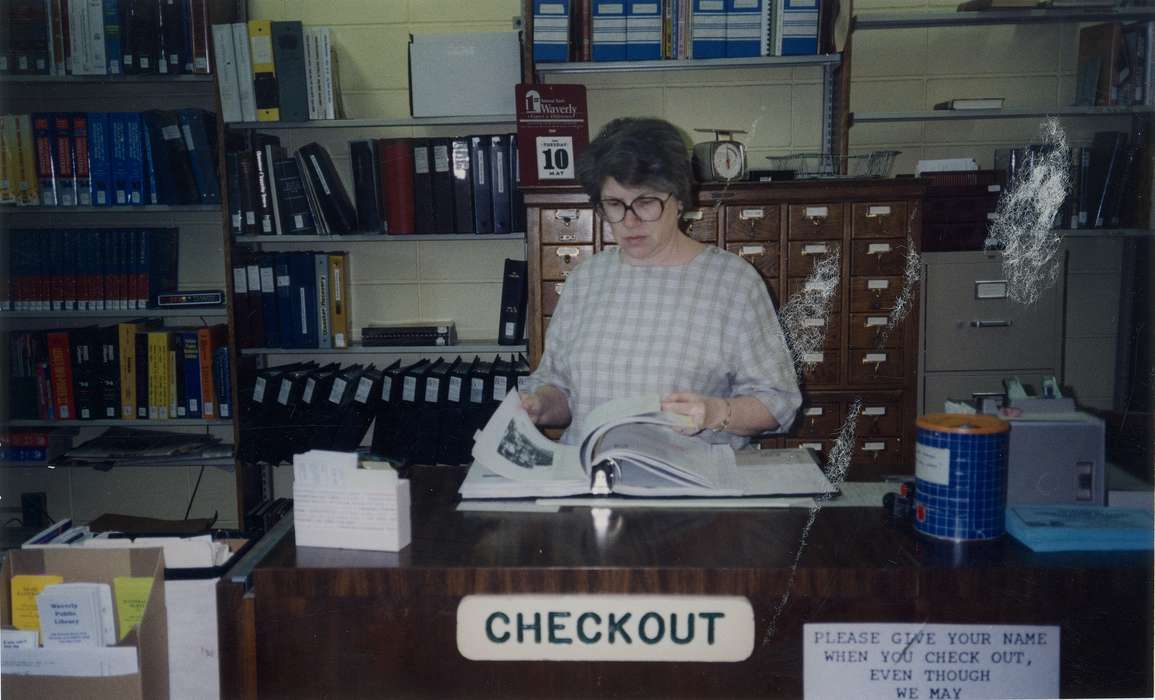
[{"left": 595, "top": 193, "right": 674, "bottom": 223}]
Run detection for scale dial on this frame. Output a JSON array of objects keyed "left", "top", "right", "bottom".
[{"left": 711, "top": 141, "right": 746, "bottom": 181}]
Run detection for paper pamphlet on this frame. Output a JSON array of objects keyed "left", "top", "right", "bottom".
[
  {"left": 36, "top": 582, "right": 116, "bottom": 647},
  {"left": 113, "top": 576, "right": 153, "bottom": 641},
  {"left": 10, "top": 574, "right": 64, "bottom": 630}
]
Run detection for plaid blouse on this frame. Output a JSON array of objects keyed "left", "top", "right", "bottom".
[{"left": 522, "top": 246, "right": 801, "bottom": 445}]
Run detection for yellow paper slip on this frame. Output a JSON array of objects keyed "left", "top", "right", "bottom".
[
  {"left": 10, "top": 575, "right": 64, "bottom": 630},
  {"left": 113, "top": 576, "right": 153, "bottom": 641}
]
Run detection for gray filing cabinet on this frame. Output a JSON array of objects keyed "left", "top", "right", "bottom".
[{"left": 918, "top": 251, "right": 1065, "bottom": 414}]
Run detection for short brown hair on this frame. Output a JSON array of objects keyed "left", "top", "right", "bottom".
[{"left": 576, "top": 117, "right": 693, "bottom": 209}]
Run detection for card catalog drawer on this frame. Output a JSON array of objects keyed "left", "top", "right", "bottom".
[
  {"left": 723, "top": 205, "right": 780, "bottom": 242},
  {"left": 848, "top": 312, "right": 901, "bottom": 348},
  {"left": 855, "top": 399, "right": 902, "bottom": 436},
  {"left": 848, "top": 276, "right": 902, "bottom": 312},
  {"left": 788, "top": 313, "right": 841, "bottom": 349},
  {"left": 852, "top": 437, "right": 903, "bottom": 471},
  {"left": 786, "top": 277, "right": 843, "bottom": 313},
  {"left": 848, "top": 349, "right": 905, "bottom": 385},
  {"left": 540, "top": 208, "right": 594, "bottom": 244},
  {"left": 541, "top": 282, "right": 565, "bottom": 316},
  {"left": 850, "top": 239, "right": 908, "bottom": 276},
  {"left": 786, "top": 240, "right": 841, "bottom": 277},
  {"left": 757, "top": 437, "right": 785, "bottom": 450},
  {"left": 850, "top": 202, "right": 907, "bottom": 238},
  {"left": 787, "top": 203, "right": 843, "bottom": 240},
  {"left": 798, "top": 350, "right": 840, "bottom": 387},
  {"left": 681, "top": 206, "right": 720, "bottom": 243},
  {"left": 541, "top": 245, "right": 594, "bottom": 280},
  {"left": 793, "top": 400, "right": 842, "bottom": 438},
  {"left": 727, "top": 242, "right": 780, "bottom": 281},
  {"left": 785, "top": 439, "right": 834, "bottom": 459}
]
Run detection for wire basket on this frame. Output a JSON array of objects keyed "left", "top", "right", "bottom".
[{"left": 764, "top": 150, "right": 901, "bottom": 179}]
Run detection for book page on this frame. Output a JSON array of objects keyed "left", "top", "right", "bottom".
[
  {"left": 471, "top": 390, "right": 581, "bottom": 482},
  {"left": 593, "top": 423, "right": 722, "bottom": 489}
]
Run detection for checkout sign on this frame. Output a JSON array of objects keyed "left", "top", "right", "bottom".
[{"left": 456, "top": 595, "right": 754, "bottom": 661}]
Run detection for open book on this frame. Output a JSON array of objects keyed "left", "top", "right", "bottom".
[{"left": 460, "top": 391, "right": 837, "bottom": 499}]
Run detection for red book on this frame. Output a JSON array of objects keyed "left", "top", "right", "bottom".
[
  {"left": 32, "top": 113, "right": 56, "bottom": 206},
  {"left": 46, "top": 332, "right": 76, "bottom": 420},
  {"left": 52, "top": 113, "right": 76, "bottom": 206},
  {"left": 72, "top": 113, "right": 91, "bottom": 205},
  {"left": 375, "top": 138, "right": 416, "bottom": 235},
  {"left": 197, "top": 325, "right": 226, "bottom": 419},
  {"left": 188, "top": 0, "right": 210, "bottom": 73}
]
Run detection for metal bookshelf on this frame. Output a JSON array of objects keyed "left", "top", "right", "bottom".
[
  {"left": 233, "top": 232, "right": 526, "bottom": 245},
  {"left": 534, "top": 54, "right": 841, "bottom": 74},
  {"left": 7, "top": 419, "right": 226, "bottom": 427},
  {"left": 0, "top": 74, "right": 215, "bottom": 84},
  {"left": 0, "top": 204, "right": 222, "bottom": 214},
  {"left": 1058, "top": 227, "right": 1154, "bottom": 238},
  {"left": 853, "top": 7, "right": 1155, "bottom": 30},
  {"left": 241, "top": 340, "right": 527, "bottom": 356},
  {"left": 0, "top": 307, "right": 227, "bottom": 319},
  {"left": 0, "top": 457, "right": 236, "bottom": 469},
  {"left": 229, "top": 115, "right": 517, "bottom": 130},
  {"left": 852, "top": 105, "right": 1153, "bottom": 123}
]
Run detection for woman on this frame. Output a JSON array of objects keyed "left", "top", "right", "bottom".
[{"left": 520, "top": 117, "right": 801, "bottom": 446}]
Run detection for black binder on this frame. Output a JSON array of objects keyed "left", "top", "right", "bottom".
[
  {"left": 265, "top": 362, "right": 318, "bottom": 464},
  {"left": 350, "top": 140, "right": 382, "bottom": 233},
  {"left": 289, "top": 363, "right": 341, "bottom": 456},
  {"left": 490, "top": 135, "right": 512, "bottom": 234},
  {"left": 497, "top": 258, "right": 528, "bottom": 345},
  {"left": 470, "top": 136, "right": 494, "bottom": 233},
  {"left": 411, "top": 358, "right": 448, "bottom": 465},
  {"left": 430, "top": 138, "right": 455, "bottom": 234},
  {"left": 272, "top": 21, "right": 308, "bottom": 123},
  {"left": 392, "top": 359, "right": 432, "bottom": 465},
  {"left": 298, "top": 142, "right": 358, "bottom": 234},
  {"left": 238, "top": 362, "right": 306, "bottom": 464},
  {"left": 272, "top": 157, "right": 317, "bottom": 235},
  {"left": 370, "top": 359, "right": 405, "bottom": 461},
  {"left": 450, "top": 137, "right": 474, "bottom": 233},
  {"left": 434, "top": 356, "right": 467, "bottom": 465},
  {"left": 309, "top": 364, "right": 365, "bottom": 450},
  {"left": 464, "top": 357, "right": 494, "bottom": 443},
  {"left": 252, "top": 133, "right": 284, "bottom": 235},
  {"left": 332, "top": 364, "right": 383, "bottom": 452},
  {"left": 411, "top": 139, "right": 435, "bottom": 234}
]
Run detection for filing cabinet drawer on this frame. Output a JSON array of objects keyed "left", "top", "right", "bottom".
[
  {"left": 793, "top": 399, "right": 842, "bottom": 438},
  {"left": 681, "top": 206, "right": 720, "bottom": 243},
  {"left": 848, "top": 349, "right": 905, "bottom": 385},
  {"left": 786, "top": 240, "right": 841, "bottom": 277},
  {"left": 541, "top": 282, "right": 565, "bottom": 316},
  {"left": 788, "top": 203, "right": 843, "bottom": 240},
  {"left": 851, "top": 202, "right": 907, "bottom": 238},
  {"left": 798, "top": 350, "right": 840, "bottom": 386},
  {"left": 852, "top": 437, "right": 904, "bottom": 470},
  {"left": 850, "top": 239, "right": 908, "bottom": 276},
  {"left": 540, "top": 208, "right": 594, "bottom": 244},
  {"left": 848, "top": 276, "right": 902, "bottom": 312},
  {"left": 848, "top": 312, "right": 901, "bottom": 348},
  {"left": 541, "top": 245, "right": 594, "bottom": 280},
  {"left": 786, "top": 278, "right": 843, "bottom": 314},
  {"left": 923, "top": 256, "right": 1062, "bottom": 372},
  {"left": 727, "top": 242, "right": 780, "bottom": 280},
  {"left": 855, "top": 399, "right": 902, "bottom": 436},
  {"left": 724, "top": 205, "right": 780, "bottom": 242}
]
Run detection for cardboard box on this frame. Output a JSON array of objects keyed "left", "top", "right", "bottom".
[
  {"left": 1, "top": 548, "right": 169, "bottom": 700},
  {"left": 409, "top": 32, "right": 521, "bottom": 117}
]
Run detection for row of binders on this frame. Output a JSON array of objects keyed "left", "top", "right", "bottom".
[
  {"left": 232, "top": 251, "right": 350, "bottom": 350},
  {"left": 4, "top": 228, "right": 178, "bottom": 312},
  {"left": 0, "top": 110, "right": 220, "bottom": 207},
  {"left": 532, "top": 0, "right": 822, "bottom": 63},
  {"left": 0, "top": 0, "right": 222, "bottom": 76},
  {"left": 8, "top": 323, "right": 232, "bottom": 422},
  {"left": 238, "top": 354, "right": 529, "bottom": 468},
  {"left": 211, "top": 20, "right": 340, "bottom": 123},
  {"left": 227, "top": 133, "right": 524, "bottom": 237}
]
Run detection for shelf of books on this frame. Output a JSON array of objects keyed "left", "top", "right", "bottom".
[
  {"left": 535, "top": 54, "right": 841, "bottom": 74},
  {"left": 2, "top": 205, "right": 223, "bottom": 214},
  {"left": 853, "top": 7, "right": 1155, "bottom": 30},
  {"left": 241, "top": 341, "right": 528, "bottom": 356},
  {"left": 234, "top": 233, "right": 527, "bottom": 245},
  {"left": 853, "top": 105, "right": 1154, "bottom": 123},
  {"left": 229, "top": 116, "right": 518, "bottom": 130},
  {"left": 1, "top": 308, "right": 227, "bottom": 319},
  {"left": 0, "top": 74, "right": 217, "bottom": 84},
  {"left": 8, "top": 419, "right": 224, "bottom": 428},
  {"left": 1059, "top": 228, "right": 1154, "bottom": 238}
]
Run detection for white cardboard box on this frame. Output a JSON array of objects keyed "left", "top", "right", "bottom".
[{"left": 409, "top": 32, "right": 521, "bottom": 118}]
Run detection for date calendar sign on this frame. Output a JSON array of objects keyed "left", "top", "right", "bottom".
[{"left": 516, "top": 84, "right": 588, "bottom": 187}]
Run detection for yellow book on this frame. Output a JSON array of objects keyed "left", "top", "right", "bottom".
[
  {"left": 14, "top": 114, "right": 39, "bottom": 206},
  {"left": 247, "top": 20, "right": 280, "bottom": 122},
  {"left": 148, "top": 331, "right": 168, "bottom": 420},
  {"left": 10, "top": 574, "right": 64, "bottom": 631},
  {"left": 168, "top": 346, "right": 179, "bottom": 418},
  {"left": 0, "top": 114, "right": 12, "bottom": 204},
  {"left": 112, "top": 576, "right": 153, "bottom": 641},
  {"left": 328, "top": 253, "right": 350, "bottom": 349},
  {"left": 118, "top": 322, "right": 139, "bottom": 419}
]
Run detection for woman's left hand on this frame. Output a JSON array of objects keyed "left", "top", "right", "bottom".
[{"left": 661, "top": 392, "right": 729, "bottom": 434}]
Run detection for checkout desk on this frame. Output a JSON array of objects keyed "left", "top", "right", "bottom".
[{"left": 216, "top": 466, "right": 1152, "bottom": 699}]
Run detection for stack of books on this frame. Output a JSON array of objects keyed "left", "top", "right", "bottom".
[
  {"left": 0, "top": 110, "right": 220, "bottom": 207},
  {"left": 211, "top": 20, "right": 341, "bottom": 123},
  {"left": 0, "top": 0, "right": 221, "bottom": 77}
]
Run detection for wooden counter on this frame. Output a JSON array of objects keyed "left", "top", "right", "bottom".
[{"left": 217, "top": 466, "right": 1152, "bottom": 699}]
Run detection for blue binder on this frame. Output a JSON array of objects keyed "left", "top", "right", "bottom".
[
  {"left": 726, "top": 0, "right": 762, "bottom": 57},
  {"left": 274, "top": 253, "right": 295, "bottom": 348},
  {"left": 592, "top": 1, "right": 627, "bottom": 61},
  {"left": 780, "top": 0, "right": 818, "bottom": 56},
  {"left": 532, "top": 0, "right": 571, "bottom": 62},
  {"left": 691, "top": 0, "right": 727, "bottom": 59},
  {"left": 259, "top": 256, "right": 280, "bottom": 348},
  {"left": 626, "top": 1, "right": 662, "bottom": 60},
  {"left": 177, "top": 109, "right": 221, "bottom": 204}
]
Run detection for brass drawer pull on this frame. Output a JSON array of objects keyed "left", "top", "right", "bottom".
[
  {"left": 867, "top": 242, "right": 892, "bottom": 255},
  {"left": 865, "top": 205, "right": 892, "bottom": 218},
  {"left": 802, "top": 243, "right": 829, "bottom": 255}
]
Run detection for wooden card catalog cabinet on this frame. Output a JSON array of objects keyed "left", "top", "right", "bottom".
[{"left": 524, "top": 180, "right": 925, "bottom": 479}]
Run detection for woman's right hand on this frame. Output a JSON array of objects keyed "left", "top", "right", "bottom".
[
  {"left": 520, "top": 392, "right": 546, "bottom": 423},
  {"left": 519, "top": 386, "right": 571, "bottom": 427}
]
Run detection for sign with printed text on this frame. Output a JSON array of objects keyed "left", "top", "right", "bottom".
[
  {"left": 516, "top": 84, "right": 588, "bottom": 187},
  {"left": 457, "top": 594, "right": 753, "bottom": 661},
  {"left": 804, "top": 623, "right": 1060, "bottom": 700}
]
